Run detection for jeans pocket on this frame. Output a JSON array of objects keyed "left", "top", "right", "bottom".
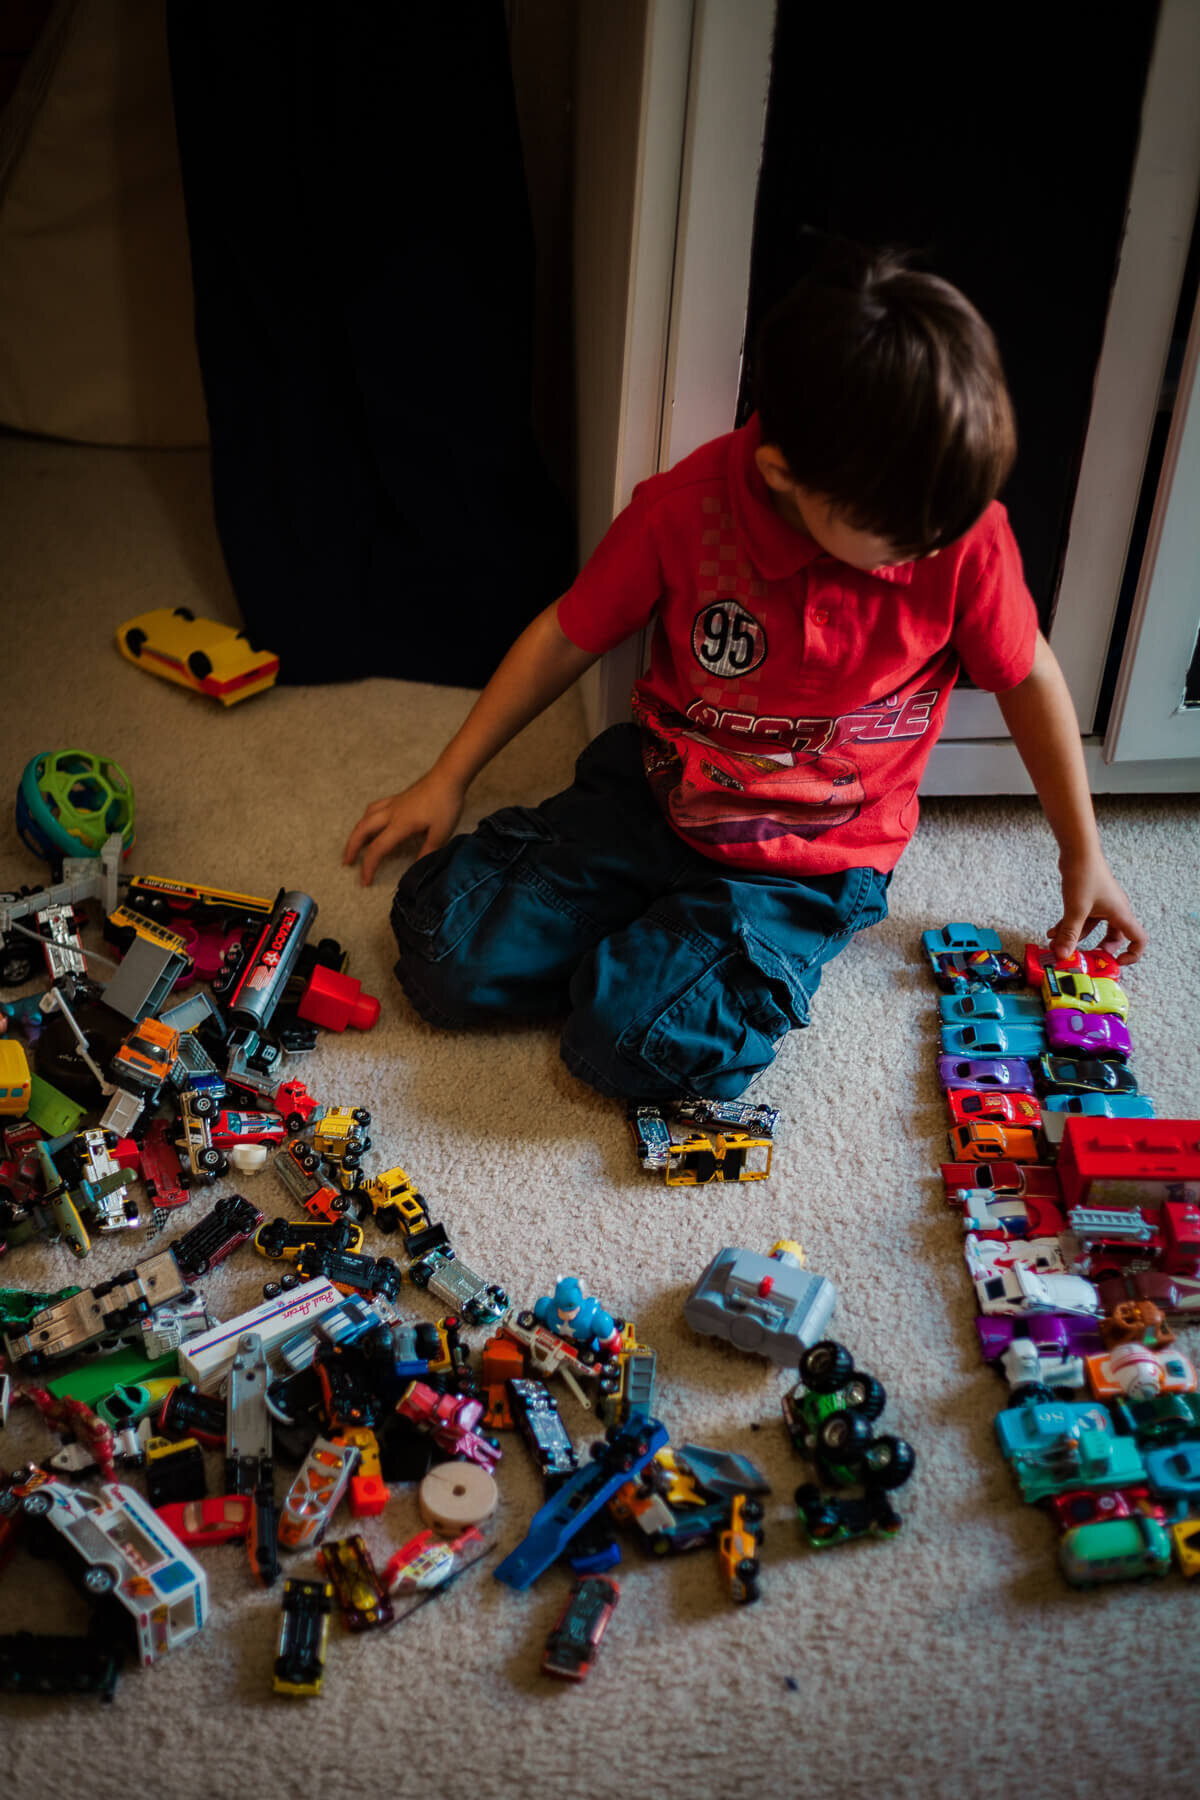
[
  {"left": 391, "top": 805, "right": 554, "bottom": 962},
  {"left": 628, "top": 933, "right": 801, "bottom": 1093}
]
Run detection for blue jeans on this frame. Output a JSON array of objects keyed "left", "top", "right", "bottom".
[{"left": 391, "top": 725, "right": 890, "bottom": 1100}]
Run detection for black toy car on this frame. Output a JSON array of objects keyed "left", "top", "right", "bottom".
[
  {"left": 169, "top": 1193, "right": 264, "bottom": 1280},
  {"left": 542, "top": 1575, "right": 620, "bottom": 1681}
]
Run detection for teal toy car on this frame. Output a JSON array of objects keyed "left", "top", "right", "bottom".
[
  {"left": 1059, "top": 1515, "right": 1172, "bottom": 1586},
  {"left": 938, "top": 993, "right": 1044, "bottom": 1025},
  {"left": 996, "top": 1398, "right": 1146, "bottom": 1503},
  {"left": 1111, "top": 1392, "right": 1200, "bottom": 1446},
  {"left": 922, "top": 923, "right": 1003, "bottom": 969},
  {"left": 1042, "top": 1093, "right": 1156, "bottom": 1119},
  {"left": 941, "top": 1021, "right": 1047, "bottom": 1058}
]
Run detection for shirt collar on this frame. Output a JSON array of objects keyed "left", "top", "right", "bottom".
[{"left": 730, "top": 413, "right": 916, "bottom": 588}]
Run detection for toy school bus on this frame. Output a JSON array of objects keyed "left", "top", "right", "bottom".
[
  {"left": 0, "top": 1040, "right": 31, "bottom": 1117},
  {"left": 18, "top": 1480, "right": 208, "bottom": 1664}
]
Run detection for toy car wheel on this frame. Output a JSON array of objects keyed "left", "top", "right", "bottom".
[
  {"left": 21, "top": 1491, "right": 52, "bottom": 1518},
  {"left": 517, "top": 1310, "right": 537, "bottom": 1330},
  {"left": 279, "top": 1273, "right": 301, "bottom": 1292},
  {"left": 173, "top": 606, "right": 195, "bottom": 620},
  {"left": 263, "top": 1281, "right": 282, "bottom": 1300},
  {"left": 123, "top": 626, "right": 147, "bottom": 657},
  {"left": 351, "top": 1109, "right": 371, "bottom": 1126},
  {"left": 817, "top": 1411, "right": 873, "bottom": 1462},
  {"left": 82, "top": 1566, "right": 117, "bottom": 1597},
  {"left": 410, "top": 1260, "right": 431, "bottom": 1289},
  {"left": 187, "top": 651, "right": 213, "bottom": 680},
  {"left": 201, "top": 1149, "right": 222, "bottom": 1172},
  {"left": 798, "top": 1340, "right": 854, "bottom": 1393},
  {"left": 342, "top": 1151, "right": 360, "bottom": 1170},
  {"left": 741, "top": 1498, "right": 766, "bottom": 1527},
  {"left": 299, "top": 1149, "right": 319, "bottom": 1173},
  {"left": 860, "top": 1434, "right": 916, "bottom": 1492},
  {"left": 843, "top": 1373, "right": 887, "bottom": 1420},
  {"left": 332, "top": 1193, "right": 351, "bottom": 1214},
  {"left": 0, "top": 942, "right": 37, "bottom": 986},
  {"left": 191, "top": 1094, "right": 216, "bottom": 1119},
  {"left": 736, "top": 1555, "right": 760, "bottom": 1580}
]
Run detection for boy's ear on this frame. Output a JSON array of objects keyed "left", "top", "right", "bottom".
[{"left": 754, "top": 442, "right": 797, "bottom": 495}]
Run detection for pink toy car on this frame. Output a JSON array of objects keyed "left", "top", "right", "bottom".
[{"left": 1044, "top": 1009, "right": 1132, "bottom": 1061}]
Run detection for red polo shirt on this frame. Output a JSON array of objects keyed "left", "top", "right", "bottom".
[{"left": 557, "top": 414, "right": 1038, "bottom": 876}]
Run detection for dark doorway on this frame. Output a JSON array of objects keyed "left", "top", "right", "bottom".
[{"left": 738, "top": 3, "right": 1159, "bottom": 635}]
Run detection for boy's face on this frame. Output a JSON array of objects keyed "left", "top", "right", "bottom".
[{"left": 755, "top": 443, "right": 925, "bottom": 570}]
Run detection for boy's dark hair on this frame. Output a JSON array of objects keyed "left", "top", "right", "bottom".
[{"left": 754, "top": 244, "right": 1016, "bottom": 556}]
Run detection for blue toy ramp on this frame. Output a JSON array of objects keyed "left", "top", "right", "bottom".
[{"left": 494, "top": 1416, "right": 667, "bottom": 1591}]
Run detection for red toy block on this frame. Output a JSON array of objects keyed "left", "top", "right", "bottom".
[{"left": 296, "top": 964, "right": 381, "bottom": 1032}]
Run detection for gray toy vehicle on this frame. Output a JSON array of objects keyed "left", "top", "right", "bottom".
[{"left": 684, "top": 1243, "right": 835, "bottom": 1365}]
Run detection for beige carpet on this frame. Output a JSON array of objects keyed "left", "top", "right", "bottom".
[{"left": 2, "top": 435, "right": 1199, "bottom": 1800}]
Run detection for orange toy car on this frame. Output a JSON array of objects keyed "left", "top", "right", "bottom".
[{"left": 947, "top": 1120, "right": 1040, "bottom": 1164}]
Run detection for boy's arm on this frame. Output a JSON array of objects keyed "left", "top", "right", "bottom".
[
  {"left": 994, "top": 631, "right": 1147, "bottom": 965},
  {"left": 344, "top": 599, "right": 599, "bottom": 885}
]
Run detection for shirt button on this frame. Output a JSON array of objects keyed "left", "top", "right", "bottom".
[{"left": 811, "top": 607, "right": 829, "bottom": 625}]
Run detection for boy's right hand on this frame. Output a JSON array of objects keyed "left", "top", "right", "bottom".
[{"left": 343, "top": 770, "right": 467, "bottom": 886}]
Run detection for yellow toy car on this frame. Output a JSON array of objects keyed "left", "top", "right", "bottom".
[
  {"left": 116, "top": 607, "right": 279, "bottom": 706},
  {"left": 0, "top": 1040, "right": 31, "bottom": 1116},
  {"left": 359, "top": 1165, "right": 432, "bottom": 1238},
  {"left": 717, "top": 1493, "right": 765, "bottom": 1604},
  {"left": 311, "top": 1107, "right": 371, "bottom": 1169},
  {"left": 1041, "top": 968, "right": 1129, "bottom": 1019},
  {"left": 664, "top": 1131, "right": 773, "bottom": 1185}
]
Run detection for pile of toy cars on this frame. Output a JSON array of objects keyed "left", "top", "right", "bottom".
[
  {"left": 0, "top": 844, "right": 806, "bottom": 1697},
  {"left": 926, "top": 921, "right": 1200, "bottom": 1585}
]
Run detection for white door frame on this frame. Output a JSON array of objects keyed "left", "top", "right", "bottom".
[
  {"left": 584, "top": 0, "right": 1200, "bottom": 791},
  {"left": 1105, "top": 278, "right": 1200, "bottom": 762}
]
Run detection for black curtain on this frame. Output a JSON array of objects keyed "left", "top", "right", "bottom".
[{"left": 166, "top": 2, "right": 574, "bottom": 687}]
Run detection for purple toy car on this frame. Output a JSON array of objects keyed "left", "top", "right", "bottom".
[
  {"left": 977, "top": 1311, "right": 1105, "bottom": 1365},
  {"left": 1044, "top": 1009, "right": 1132, "bottom": 1061},
  {"left": 936, "top": 1056, "right": 1036, "bottom": 1094}
]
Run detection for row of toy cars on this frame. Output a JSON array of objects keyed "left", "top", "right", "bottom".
[{"left": 924, "top": 921, "right": 1200, "bottom": 1586}]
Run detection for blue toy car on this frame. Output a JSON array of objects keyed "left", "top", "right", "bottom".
[
  {"left": 941, "top": 1022, "right": 1047, "bottom": 1058},
  {"left": 1143, "top": 1440, "right": 1200, "bottom": 1508},
  {"left": 938, "top": 993, "right": 1044, "bottom": 1025},
  {"left": 932, "top": 950, "right": 1025, "bottom": 992},
  {"left": 1042, "top": 1093, "right": 1156, "bottom": 1119},
  {"left": 922, "top": 924, "right": 1003, "bottom": 967}
]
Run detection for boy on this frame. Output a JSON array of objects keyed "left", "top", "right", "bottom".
[{"left": 344, "top": 247, "right": 1146, "bottom": 1101}]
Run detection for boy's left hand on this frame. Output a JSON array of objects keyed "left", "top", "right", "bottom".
[{"left": 1050, "top": 850, "right": 1147, "bottom": 967}]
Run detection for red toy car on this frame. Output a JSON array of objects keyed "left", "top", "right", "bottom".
[
  {"left": 155, "top": 1494, "right": 253, "bottom": 1547},
  {"left": 942, "top": 1161, "right": 1061, "bottom": 1205},
  {"left": 1024, "top": 943, "right": 1122, "bottom": 987},
  {"left": 946, "top": 1089, "right": 1042, "bottom": 1128},
  {"left": 136, "top": 1117, "right": 191, "bottom": 1214},
  {"left": 542, "top": 1575, "right": 620, "bottom": 1681},
  {"left": 210, "top": 1110, "right": 287, "bottom": 1151}
]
